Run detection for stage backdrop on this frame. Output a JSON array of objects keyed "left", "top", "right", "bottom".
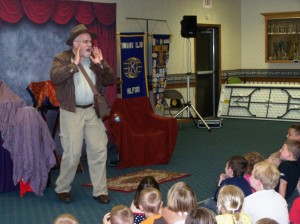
[
  {"left": 118, "top": 33, "right": 148, "bottom": 98},
  {"left": 0, "top": 0, "right": 116, "bottom": 105},
  {"left": 152, "top": 34, "right": 171, "bottom": 107}
]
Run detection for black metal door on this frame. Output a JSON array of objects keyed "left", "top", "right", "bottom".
[{"left": 195, "top": 26, "right": 220, "bottom": 118}]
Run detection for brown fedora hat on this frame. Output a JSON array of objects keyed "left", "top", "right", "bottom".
[{"left": 66, "top": 24, "right": 97, "bottom": 46}]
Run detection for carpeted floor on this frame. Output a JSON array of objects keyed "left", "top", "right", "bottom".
[{"left": 0, "top": 118, "right": 294, "bottom": 223}]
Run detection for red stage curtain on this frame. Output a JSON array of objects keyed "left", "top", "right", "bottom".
[{"left": 0, "top": 0, "right": 117, "bottom": 103}]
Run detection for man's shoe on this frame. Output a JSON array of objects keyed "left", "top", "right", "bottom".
[
  {"left": 108, "top": 160, "right": 119, "bottom": 167},
  {"left": 93, "top": 195, "right": 110, "bottom": 204},
  {"left": 56, "top": 192, "right": 72, "bottom": 202}
]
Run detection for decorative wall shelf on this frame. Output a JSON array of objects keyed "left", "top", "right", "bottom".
[{"left": 261, "top": 11, "right": 300, "bottom": 63}]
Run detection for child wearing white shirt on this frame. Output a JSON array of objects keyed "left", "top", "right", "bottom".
[{"left": 242, "top": 161, "right": 289, "bottom": 224}]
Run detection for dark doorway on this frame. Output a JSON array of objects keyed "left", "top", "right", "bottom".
[{"left": 195, "top": 25, "right": 221, "bottom": 118}]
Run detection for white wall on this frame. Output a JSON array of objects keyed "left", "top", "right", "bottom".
[
  {"left": 90, "top": 0, "right": 242, "bottom": 72},
  {"left": 89, "top": 0, "right": 299, "bottom": 114},
  {"left": 86, "top": 0, "right": 300, "bottom": 71},
  {"left": 241, "top": 0, "right": 300, "bottom": 69}
]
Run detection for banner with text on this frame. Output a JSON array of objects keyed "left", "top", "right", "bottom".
[
  {"left": 152, "top": 34, "right": 171, "bottom": 106},
  {"left": 118, "top": 33, "right": 148, "bottom": 98}
]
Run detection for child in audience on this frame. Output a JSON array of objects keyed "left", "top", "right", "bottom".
[
  {"left": 216, "top": 185, "right": 251, "bottom": 224},
  {"left": 130, "top": 176, "right": 160, "bottom": 224},
  {"left": 274, "top": 139, "right": 300, "bottom": 200},
  {"left": 256, "top": 218, "right": 279, "bottom": 224},
  {"left": 162, "top": 182, "right": 197, "bottom": 224},
  {"left": 267, "top": 124, "right": 300, "bottom": 167},
  {"left": 242, "top": 161, "right": 289, "bottom": 223},
  {"left": 53, "top": 213, "right": 79, "bottom": 224},
  {"left": 215, "top": 156, "right": 252, "bottom": 198},
  {"left": 267, "top": 151, "right": 281, "bottom": 167},
  {"left": 204, "top": 156, "right": 252, "bottom": 213},
  {"left": 185, "top": 207, "right": 217, "bottom": 224},
  {"left": 287, "top": 124, "right": 300, "bottom": 140},
  {"left": 289, "top": 196, "right": 300, "bottom": 224},
  {"left": 103, "top": 205, "right": 134, "bottom": 224},
  {"left": 138, "top": 187, "right": 165, "bottom": 224},
  {"left": 244, "top": 151, "right": 264, "bottom": 192}
]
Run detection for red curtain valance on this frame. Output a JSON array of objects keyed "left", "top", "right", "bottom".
[
  {"left": 0, "top": 0, "right": 116, "bottom": 25},
  {"left": 0, "top": 0, "right": 117, "bottom": 105}
]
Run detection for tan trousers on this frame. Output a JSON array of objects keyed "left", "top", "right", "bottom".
[{"left": 55, "top": 107, "right": 108, "bottom": 197}]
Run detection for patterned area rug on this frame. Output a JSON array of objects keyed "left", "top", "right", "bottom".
[{"left": 82, "top": 169, "right": 190, "bottom": 192}]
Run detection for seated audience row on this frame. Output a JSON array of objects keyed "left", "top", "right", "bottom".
[
  {"left": 53, "top": 124, "right": 300, "bottom": 224},
  {"left": 101, "top": 167, "right": 293, "bottom": 224}
]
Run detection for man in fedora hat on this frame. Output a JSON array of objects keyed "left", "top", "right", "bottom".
[{"left": 50, "top": 24, "right": 114, "bottom": 204}]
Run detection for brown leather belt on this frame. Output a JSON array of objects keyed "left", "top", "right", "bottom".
[{"left": 76, "top": 104, "right": 93, "bottom": 109}]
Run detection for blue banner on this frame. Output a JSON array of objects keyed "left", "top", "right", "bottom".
[
  {"left": 118, "top": 33, "right": 148, "bottom": 98},
  {"left": 152, "top": 34, "right": 171, "bottom": 106}
]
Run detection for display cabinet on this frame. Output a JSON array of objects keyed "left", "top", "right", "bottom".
[{"left": 261, "top": 11, "right": 300, "bottom": 63}]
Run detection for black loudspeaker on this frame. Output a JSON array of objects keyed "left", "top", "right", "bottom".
[{"left": 181, "top": 16, "right": 197, "bottom": 38}]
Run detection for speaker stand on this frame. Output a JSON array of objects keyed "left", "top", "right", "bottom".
[{"left": 174, "top": 38, "right": 211, "bottom": 132}]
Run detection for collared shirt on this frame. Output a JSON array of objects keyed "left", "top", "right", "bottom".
[
  {"left": 50, "top": 49, "right": 115, "bottom": 113},
  {"left": 72, "top": 58, "right": 95, "bottom": 105}
]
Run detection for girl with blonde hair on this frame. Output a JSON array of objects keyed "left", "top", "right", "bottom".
[
  {"left": 216, "top": 185, "right": 251, "bottom": 224},
  {"left": 162, "top": 182, "right": 197, "bottom": 224}
]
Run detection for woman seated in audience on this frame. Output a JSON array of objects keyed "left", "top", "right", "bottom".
[
  {"left": 162, "top": 181, "right": 197, "bottom": 224},
  {"left": 130, "top": 176, "right": 160, "bottom": 224},
  {"left": 216, "top": 185, "right": 251, "bottom": 224},
  {"left": 185, "top": 207, "right": 216, "bottom": 224}
]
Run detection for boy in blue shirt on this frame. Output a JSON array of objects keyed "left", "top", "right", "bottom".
[
  {"left": 204, "top": 156, "right": 252, "bottom": 212},
  {"left": 214, "top": 156, "right": 252, "bottom": 200}
]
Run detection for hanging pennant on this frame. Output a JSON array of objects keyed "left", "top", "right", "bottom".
[
  {"left": 152, "top": 34, "right": 171, "bottom": 107},
  {"left": 118, "top": 32, "right": 148, "bottom": 98}
]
